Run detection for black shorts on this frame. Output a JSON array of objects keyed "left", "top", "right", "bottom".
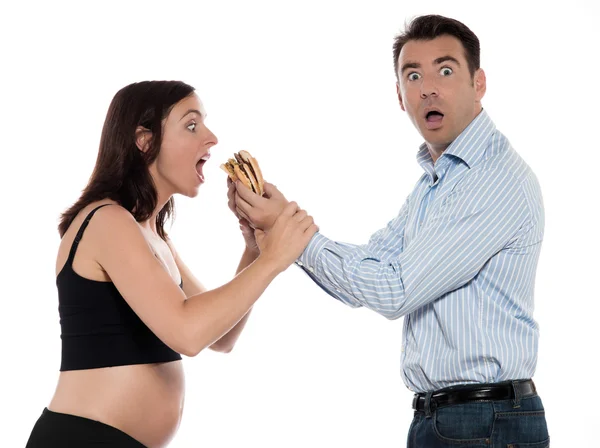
[{"left": 26, "top": 408, "right": 146, "bottom": 447}]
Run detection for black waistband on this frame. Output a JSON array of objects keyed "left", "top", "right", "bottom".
[
  {"left": 26, "top": 408, "right": 147, "bottom": 447},
  {"left": 412, "top": 379, "right": 537, "bottom": 413}
]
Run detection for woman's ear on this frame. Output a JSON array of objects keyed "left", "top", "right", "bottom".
[{"left": 135, "top": 126, "right": 152, "bottom": 152}]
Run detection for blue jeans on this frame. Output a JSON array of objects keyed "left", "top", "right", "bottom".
[{"left": 407, "top": 395, "right": 550, "bottom": 447}]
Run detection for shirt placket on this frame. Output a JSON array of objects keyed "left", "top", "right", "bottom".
[{"left": 414, "top": 176, "right": 439, "bottom": 237}]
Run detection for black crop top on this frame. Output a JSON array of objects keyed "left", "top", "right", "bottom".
[{"left": 57, "top": 204, "right": 182, "bottom": 371}]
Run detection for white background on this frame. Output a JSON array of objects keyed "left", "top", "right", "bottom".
[{"left": 1, "top": 0, "right": 598, "bottom": 446}]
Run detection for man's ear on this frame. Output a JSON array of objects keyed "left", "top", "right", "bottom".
[
  {"left": 474, "top": 68, "right": 487, "bottom": 102},
  {"left": 396, "top": 82, "right": 406, "bottom": 111},
  {"left": 135, "top": 126, "right": 152, "bottom": 152}
]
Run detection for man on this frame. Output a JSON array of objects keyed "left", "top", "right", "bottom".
[{"left": 232, "top": 14, "right": 550, "bottom": 447}]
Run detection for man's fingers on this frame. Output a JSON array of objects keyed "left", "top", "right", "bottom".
[
  {"left": 235, "top": 191, "right": 254, "bottom": 215},
  {"left": 235, "top": 180, "right": 263, "bottom": 205},
  {"left": 229, "top": 200, "right": 238, "bottom": 217},
  {"left": 228, "top": 181, "right": 236, "bottom": 195},
  {"left": 263, "top": 182, "right": 279, "bottom": 199},
  {"left": 227, "top": 184, "right": 236, "bottom": 205},
  {"left": 239, "top": 217, "right": 255, "bottom": 230},
  {"left": 236, "top": 206, "right": 251, "bottom": 222}
]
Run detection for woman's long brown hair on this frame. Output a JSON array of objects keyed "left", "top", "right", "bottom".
[{"left": 58, "top": 80, "right": 195, "bottom": 240}]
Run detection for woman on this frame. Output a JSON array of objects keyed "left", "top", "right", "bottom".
[{"left": 25, "top": 80, "right": 317, "bottom": 447}]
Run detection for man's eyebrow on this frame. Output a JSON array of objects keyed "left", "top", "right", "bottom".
[
  {"left": 434, "top": 55, "right": 461, "bottom": 66},
  {"left": 401, "top": 61, "right": 420, "bottom": 74},
  {"left": 179, "top": 109, "right": 205, "bottom": 121},
  {"left": 401, "top": 56, "right": 461, "bottom": 75}
]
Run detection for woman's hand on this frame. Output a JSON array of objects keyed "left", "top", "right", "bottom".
[
  {"left": 228, "top": 177, "right": 259, "bottom": 254},
  {"left": 255, "top": 202, "right": 318, "bottom": 273}
]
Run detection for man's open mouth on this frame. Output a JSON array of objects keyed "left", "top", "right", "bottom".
[{"left": 425, "top": 110, "right": 444, "bottom": 122}]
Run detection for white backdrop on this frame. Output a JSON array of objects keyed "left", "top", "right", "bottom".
[{"left": 1, "top": 0, "right": 598, "bottom": 446}]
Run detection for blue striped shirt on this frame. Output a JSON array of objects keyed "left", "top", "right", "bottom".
[{"left": 296, "top": 109, "right": 545, "bottom": 393}]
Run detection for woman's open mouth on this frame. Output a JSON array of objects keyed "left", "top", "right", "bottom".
[{"left": 195, "top": 153, "right": 211, "bottom": 183}]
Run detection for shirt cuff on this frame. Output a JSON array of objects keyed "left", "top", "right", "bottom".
[{"left": 295, "top": 232, "right": 330, "bottom": 273}]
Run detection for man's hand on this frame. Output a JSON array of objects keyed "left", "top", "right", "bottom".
[{"left": 234, "top": 180, "right": 289, "bottom": 231}]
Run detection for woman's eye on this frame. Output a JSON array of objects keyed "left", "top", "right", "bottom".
[
  {"left": 408, "top": 72, "right": 421, "bottom": 81},
  {"left": 187, "top": 122, "right": 196, "bottom": 132},
  {"left": 440, "top": 67, "right": 453, "bottom": 76}
]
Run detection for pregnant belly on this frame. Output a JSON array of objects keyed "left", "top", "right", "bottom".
[{"left": 49, "top": 361, "right": 185, "bottom": 448}]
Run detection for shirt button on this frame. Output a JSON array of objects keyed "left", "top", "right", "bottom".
[
  {"left": 336, "top": 288, "right": 341, "bottom": 293},
  {"left": 308, "top": 266, "right": 314, "bottom": 273},
  {"left": 296, "top": 261, "right": 303, "bottom": 267}
]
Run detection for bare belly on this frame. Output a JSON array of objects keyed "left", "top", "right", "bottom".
[{"left": 49, "top": 361, "right": 185, "bottom": 448}]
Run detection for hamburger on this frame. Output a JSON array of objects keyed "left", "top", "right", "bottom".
[{"left": 220, "top": 150, "right": 265, "bottom": 196}]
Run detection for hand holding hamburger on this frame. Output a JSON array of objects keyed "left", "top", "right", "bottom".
[{"left": 222, "top": 150, "right": 317, "bottom": 263}]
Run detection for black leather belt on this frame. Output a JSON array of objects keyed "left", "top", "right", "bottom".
[{"left": 412, "top": 379, "right": 537, "bottom": 412}]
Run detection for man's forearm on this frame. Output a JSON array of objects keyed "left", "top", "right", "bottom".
[{"left": 297, "top": 232, "right": 409, "bottom": 317}]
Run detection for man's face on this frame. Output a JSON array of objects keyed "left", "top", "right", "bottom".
[{"left": 396, "top": 35, "right": 486, "bottom": 152}]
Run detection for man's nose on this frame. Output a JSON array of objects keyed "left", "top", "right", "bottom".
[{"left": 420, "top": 77, "right": 439, "bottom": 99}]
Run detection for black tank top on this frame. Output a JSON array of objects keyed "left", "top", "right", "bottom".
[{"left": 57, "top": 204, "right": 182, "bottom": 371}]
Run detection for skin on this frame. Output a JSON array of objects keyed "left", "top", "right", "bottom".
[
  {"left": 48, "top": 93, "right": 317, "bottom": 447},
  {"left": 396, "top": 35, "right": 486, "bottom": 162},
  {"left": 234, "top": 34, "right": 487, "bottom": 227}
]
